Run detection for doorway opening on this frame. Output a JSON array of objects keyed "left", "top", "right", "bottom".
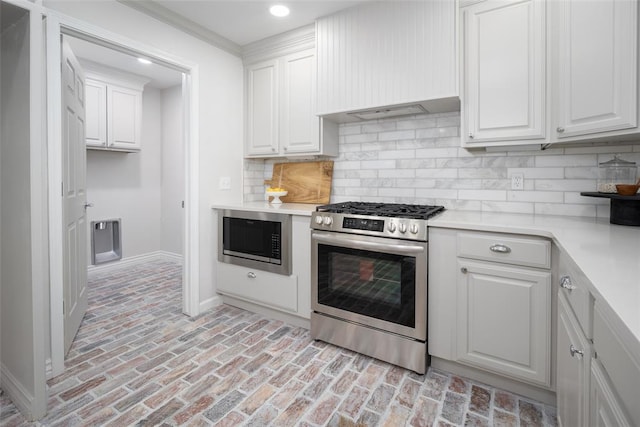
[{"left": 47, "top": 18, "right": 200, "bottom": 378}]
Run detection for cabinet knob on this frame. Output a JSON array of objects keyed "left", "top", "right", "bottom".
[
  {"left": 247, "top": 272, "right": 257, "bottom": 279},
  {"left": 468, "top": 133, "right": 474, "bottom": 139},
  {"left": 556, "top": 127, "right": 565, "bottom": 133},
  {"left": 560, "top": 275, "right": 576, "bottom": 291},
  {"left": 569, "top": 344, "right": 584, "bottom": 359},
  {"left": 271, "top": 147, "right": 276, "bottom": 152},
  {"left": 460, "top": 267, "right": 468, "bottom": 274},
  {"left": 489, "top": 244, "right": 511, "bottom": 254},
  {"left": 283, "top": 146, "right": 288, "bottom": 151}
]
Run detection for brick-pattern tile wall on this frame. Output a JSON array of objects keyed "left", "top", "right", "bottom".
[{"left": 244, "top": 112, "right": 640, "bottom": 218}]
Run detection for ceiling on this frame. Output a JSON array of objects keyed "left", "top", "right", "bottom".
[
  {"left": 65, "top": 1, "right": 371, "bottom": 91},
  {"left": 146, "top": 0, "right": 370, "bottom": 47},
  {"left": 66, "top": 36, "right": 184, "bottom": 89}
]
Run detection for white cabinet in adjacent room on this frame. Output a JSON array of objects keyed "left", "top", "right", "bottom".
[
  {"left": 461, "top": 0, "right": 546, "bottom": 146},
  {"left": 551, "top": 0, "right": 638, "bottom": 140},
  {"left": 245, "top": 44, "right": 338, "bottom": 158},
  {"left": 85, "top": 70, "right": 146, "bottom": 151}
]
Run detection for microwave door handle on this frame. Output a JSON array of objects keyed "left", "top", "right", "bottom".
[{"left": 312, "top": 232, "right": 424, "bottom": 255}]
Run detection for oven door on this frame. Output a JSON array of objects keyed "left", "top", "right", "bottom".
[{"left": 311, "top": 230, "right": 427, "bottom": 341}]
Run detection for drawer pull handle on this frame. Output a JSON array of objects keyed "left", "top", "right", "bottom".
[
  {"left": 489, "top": 244, "right": 511, "bottom": 254},
  {"left": 247, "top": 272, "right": 257, "bottom": 279},
  {"left": 570, "top": 345, "right": 584, "bottom": 359},
  {"left": 560, "top": 275, "right": 576, "bottom": 291}
]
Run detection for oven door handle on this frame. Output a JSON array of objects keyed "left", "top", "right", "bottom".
[{"left": 312, "top": 232, "right": 425, "bottom": 255}]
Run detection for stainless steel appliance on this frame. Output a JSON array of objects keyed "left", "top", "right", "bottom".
[
  {"left": 218, "top": 209, "right": 291, "bottom": 275},
  {"left": 310, "top": 202, "right": 444, "bottom": 374}
]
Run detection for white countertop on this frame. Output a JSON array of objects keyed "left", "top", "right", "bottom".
[
  {"left": 429, "top": 210, "right": 640, "bottom": 349},
  {"left": 211, "top": 201, "right": 319, "bottom": 216}
]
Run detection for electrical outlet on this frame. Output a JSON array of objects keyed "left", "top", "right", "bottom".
[
  {"left": 511, "top": 173, "right": 524, "bottom": 190},
  {"left": 219, "top": 176, "right": 231, "bottom": 190}
]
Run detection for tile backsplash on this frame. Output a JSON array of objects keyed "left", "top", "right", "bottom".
[{"left": 244, "top": 112, "right": 640, "bottom": 219}]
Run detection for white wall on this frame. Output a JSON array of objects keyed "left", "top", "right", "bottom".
[
  {"left": 0, "top": 7, "right": 46, "bottom": 419},
  {"left": 86, "top": 87, "right": 163, "bottom": 262},
  {"left": 44, "top": 0, "right": 244, "bottom": 306},
  {"left": 161, "top": 85, "right": 184, "bottom": 255},
  {"left": 245, "top": 112, "right": 640, "bottom": 219}
]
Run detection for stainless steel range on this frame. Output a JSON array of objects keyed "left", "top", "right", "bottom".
[{"left": 310, "top": 202, "right": 444, "bottom": 374}]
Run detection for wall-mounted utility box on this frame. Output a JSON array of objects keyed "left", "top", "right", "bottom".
[{"left": 91, "top": 219, "right": 122, "bottom": 265}]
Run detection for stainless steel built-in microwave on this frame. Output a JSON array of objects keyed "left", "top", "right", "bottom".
[{"left": 218, "top": 209, "right": 291, "bottom": 275}]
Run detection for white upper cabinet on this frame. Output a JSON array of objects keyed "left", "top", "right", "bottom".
[
  {"left": 280, "top": 49, "right": 322, "bottom": 155},
  {"left": 244, "top": 30, "right": 338, "bottom": 158},
  {"left": 316, "top": 1, "right": 458, "bottom": 117},
  {"left": 84, "top": 68, "right": 146, "bottom": 152},
  {"left": 246, "top": 58, "right": 279, "bottom": 156},
  {"left": 552, "top": 0, "right": 638, "bottom": 140},
  {"left": 461, "top": 0, "right": 546, "bottom": 146}
]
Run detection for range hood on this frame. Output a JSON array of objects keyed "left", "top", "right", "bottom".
[
  {"left": 347, "top": 104, "right": 427, "bottom": 120},
  {"left": 320, "top": 97, "right": 460, "bottom": 123}
]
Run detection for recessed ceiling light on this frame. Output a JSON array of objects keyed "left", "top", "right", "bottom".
[
  {"left": 137, "top": 57, "right": 152, "bottom": 65},
  {"left": 269, "top": 4, "right": 290, "bottom": 17}
]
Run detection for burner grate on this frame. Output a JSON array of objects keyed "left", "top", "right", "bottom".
[{"left": 316, "top": 202, "right": 444, "bottom": 220}]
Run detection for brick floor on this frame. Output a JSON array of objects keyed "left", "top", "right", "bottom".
[{"left": 0, "top": 258, "right": 557, "bottom": 426}]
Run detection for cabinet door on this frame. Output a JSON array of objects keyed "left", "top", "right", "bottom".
[
  {"left": 557, "top": 293, "right": 591, "bottom": 427},
  {"left": 462, "top": 0, "right": 546, "bottom": 145},
  {"left": 554, "top": 0, "right": 638, "bottom": 139},
  {"left": 456, "top": 259, "right": 551, "bottom": 386},
  {"left": 246, "top": 59, "right": 279, "bottom": 156},
  {"left": 590, "top": 359, "right": 633, "bottom": 427},
  {"left": 85, "top": 79, "right": 107, "bottom": 148},
  {"left": 280, "top": 49, "right": 319, "bottom": 155},
  {"left": 107, "top": 85, "right": 142, "bottom": 150}
]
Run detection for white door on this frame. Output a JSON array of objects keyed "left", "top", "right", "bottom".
[{"left": 62, "top": 36, "right": 88, "bottom": 354}]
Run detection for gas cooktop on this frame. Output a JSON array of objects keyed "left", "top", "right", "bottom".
[
  {"left": 312, "top": 202, "right": 445, "bottom": 241},
  {"left": 315, "top": 201, "right": 445, "bottom": 220}
]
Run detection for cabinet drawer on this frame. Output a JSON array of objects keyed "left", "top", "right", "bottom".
[
  {"left": 216, "top": 262, "right": 298, "bottom": 313},
  {"left": 457, "top": 232, "right": 551, "bottom": 269},
  {"left": 558, "top": 251, "right": 593, "bottom": 339}
]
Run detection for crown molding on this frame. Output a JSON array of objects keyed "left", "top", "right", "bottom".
[
  {"left": 117, "top": 0, "right": 242, "bottom": 57},
  {"left": 242, "top": 24, "right": 315, "bottom": 65}
]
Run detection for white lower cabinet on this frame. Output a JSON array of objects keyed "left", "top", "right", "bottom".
[
  {"left": 590, "top": 359, "right": 632, "bottom": 427},
  {"left": 557, "top": 292, "right": 591, "bottom": 427},
  {"left": 456, "top": 259, "right": 551, "bottom": 386},
  {"left": 429, "top": 228, "right": 552, "bottom": 388},
  {"left": 555, "top": 250, "right": 638, "bottom": 427},
  {"left": 216, "top": 262, "right": 298, "bottom": 313}
]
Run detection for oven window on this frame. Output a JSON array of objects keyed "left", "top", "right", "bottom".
[{"left": 317, "top": 244, "right": 415, "bottom": 328}]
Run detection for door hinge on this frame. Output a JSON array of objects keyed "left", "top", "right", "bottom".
[
  {"left": 61, "top": 182, "right": 64, "bottom": 196},
  {"left": 181, "top": 201, "right": 185, "bottom": 208}
]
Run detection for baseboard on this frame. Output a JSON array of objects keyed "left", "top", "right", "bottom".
[
  {"left": 220, "top": 295, "right": 311, "bottom": 329},
  {"left": 430, "top": 357, "right": 556, "bottom": 406},
  {"left": 199, "top": 295, "right": 223, "bottom": 313},
  {"left": 0, "top": 362, "right": 36, "bottom": 421},
  {"left": 88, "top": 251, "right": 183, "bottom": 273}
]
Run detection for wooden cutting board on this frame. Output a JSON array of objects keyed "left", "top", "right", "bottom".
[{"left": 264, "top": 161, "right": 333, "bottom": 204}]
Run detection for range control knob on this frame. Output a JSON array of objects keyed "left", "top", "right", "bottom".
[
  {"left": 323, "top": 216, "right": 333, "bottom": 226},
  {"left": 410, "top": 224, "right": 420, "bottom": 234},
  {"left": 399, "top": 223, "right": 407, "bottom": 233},
  {"left": 387, "top": 222, "right": 397, "bottom": 232},
  {"left": 314, "top": 216, "right": 323, "bottom": 225}
]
